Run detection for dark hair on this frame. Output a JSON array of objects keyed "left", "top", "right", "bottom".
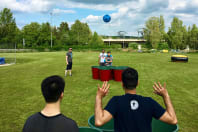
[
  {"left": 122, "top": 67, "right": 138, "bottom": 90},
  {"left": 41, "top": 75, "right": 65, "bottom": 103},
  {"left": 107, "top": 51, "right": 111, "bottom": 53}
]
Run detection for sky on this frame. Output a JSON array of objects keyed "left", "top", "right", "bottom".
[{"left": 0, "top": 0, "right": 198, "bottom": 36}]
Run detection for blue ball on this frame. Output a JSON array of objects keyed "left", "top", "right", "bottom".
[{"left": 103, "top": 14, "right": 111, "bottom": 23}]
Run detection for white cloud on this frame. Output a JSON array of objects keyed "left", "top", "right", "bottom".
[
  {"left": 168, "top": 0, "right": 187, "bottom": 10},
  {"left": 80, "top": 0, "right": 198, "bottom": 35},
  {"left": 61, "top": 1, "right": 116, "bottom": 11},
  {"left": 82, "top": 15, "right": 101, "bottom": 23},
  {"left": 0, "top": 0, "right": 52, "bottom": 13},
  {"left": 0, "top": 0, "right": 197, "bottom": 35},
  {"left": 67, "top": 0, "right": 135, "bottom": 5},
  {"left": 52, "top": 8, "right": 75, "bottom": 14}
]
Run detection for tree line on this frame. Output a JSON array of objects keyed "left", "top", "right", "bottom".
[
  {"left": 144, "top": 15, "right": 198, "bottom": 50},
  {"left": 0, "top": 8, "right": 104, "bottom": 49},
  {"left": 1, "top": 8, "right": 198, "bottom": 50}
]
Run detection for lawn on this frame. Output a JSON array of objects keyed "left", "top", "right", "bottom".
[{"left": 0, "top": 51, "right": 198, "bottom": 132}]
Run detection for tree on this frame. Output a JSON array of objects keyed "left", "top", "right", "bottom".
[
  {"left": 22, "top": 22, "right": 41, "bottom": 47},
  {"left": 182, "top": 25, "right": 188, "bottom": 49},
  {"left": 38, "top": 22, "right": 51, "bottom": 46},
  {"left": 58, "top": 22, "right": 69, "bottom": 34},
  {"left": 70, "top": 20, "right": 92, "bottom": 45},
  {"left": 144, "top": 17, "right": 161, "bottom": 49},
  {"left": 159, "top": 15, "right": 166, "bottom": 42},
  {"left": 189, "top": 24, "right": 198, "bottom": 49},
  {"left": 56, "top": 22, "right": 70, "bottom": 45},
  {"left": 89, "top": 32, "right": 104, "bottom": 46},
  {"left": 0, "top": 8, "right": 17, "bottom": 47},
  {"left": 167, "top": 17, "right": 185, "bottom": 49}
]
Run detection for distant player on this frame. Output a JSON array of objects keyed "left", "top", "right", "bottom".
[
  {"left": 105, "top": 51, "right": 113, "bottom": 66},
  {"left": 98, "top": 49, "right": 107, "bottom": 66},
  {"left": 65, "top": 48, "right": 73, "bottom": 77}
]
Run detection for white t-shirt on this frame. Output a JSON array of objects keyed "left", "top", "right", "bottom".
[{"left": 99, "top": 53, "right": 107, "bottom": 63}]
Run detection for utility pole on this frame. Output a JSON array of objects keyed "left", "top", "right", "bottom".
[{"left": 50, "top": 12, "right": 53, "bottom": 48}]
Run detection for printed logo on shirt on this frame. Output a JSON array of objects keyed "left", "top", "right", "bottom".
[{"left": 130, "top": 100, "right": 139, "bottom": 110}]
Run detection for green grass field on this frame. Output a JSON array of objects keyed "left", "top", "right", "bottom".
[{"left": 0, "top": 51, "right": 198, "bottom": 132}]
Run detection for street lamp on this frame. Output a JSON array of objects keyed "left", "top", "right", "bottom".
[{"left": 50, "top": 12, "right": 53, "bottom": 48}]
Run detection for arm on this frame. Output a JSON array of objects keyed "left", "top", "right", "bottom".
[
  {"left": 153, "top": 82, "right": 178, "bottom": 125},
  {"left": 95, "top": 81, "right": 113, "bottom": 126},
  {"left": 98, "top": 55, "right": 101, "bottom": 65},
  {"left": 66, "top": 56, "right": 68, "bottom": 65},
  {"left": 105, "top": 57, "right": 109, "bottom": 63},
  {"left": 109, "top": 57, "right": 113, "bottom": 63}
]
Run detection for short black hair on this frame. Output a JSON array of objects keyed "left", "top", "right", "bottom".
[
  {"left": 122, "top": 67, "right": 138, "bottom": 90},
  {"left": 41, "top": 75, "right": 65, "bottom": 103},
  {"left": 107, "top": 51, "right": 111, "bottom": 53}
]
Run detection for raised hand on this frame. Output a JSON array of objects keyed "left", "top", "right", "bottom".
[
  {"left": 97, "top": 81, "right": 110, "bottom": 98},
  {"left": 153, "top": 82, "right": 168, "bottom": 97}
]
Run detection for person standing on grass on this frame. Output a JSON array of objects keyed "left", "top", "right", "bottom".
[
  {"left": 95, "top": 67, "right": 177, "bottom": 132},
  {"left": 105, "top": 51, "right": 113, "bottom": 66},
  {"left": 65, "top": 48, "right": 73, "bottom": 77},
  {"left": 23, "top": 75, "right": 78, "bottom": 132},
  {"left": 98, "top": 49, "right": 107, "bottom": 66}
]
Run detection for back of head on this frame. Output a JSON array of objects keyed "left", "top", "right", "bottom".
[
  {"left": 41, "top": 75, "right": 65, "bottom": 103},
  {"left": 122, "top": 67, "right": 138, "bottom": 90}
]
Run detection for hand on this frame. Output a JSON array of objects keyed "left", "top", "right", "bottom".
[
  {"left": 97, "top": 81, "right": 110, "bottom": 98},
  {"left": 153, "top": 82, "right": 168, "bottom": 97},
  {"left": 67, "top": 62, "right": 68, "bottom": 65}
]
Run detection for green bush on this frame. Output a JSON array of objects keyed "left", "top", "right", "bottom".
[
  {"left": 157, "top": 42, "right": 169, "bottom": 50},
  {"left": 129, "top": 43, "right": 138, "bottom": 49}
]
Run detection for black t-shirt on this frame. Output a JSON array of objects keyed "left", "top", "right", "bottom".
[
  {"left": 66, "top": 52, "right": 72, "bottom": 62},
  {"left": 23, "top": 112, "right": 79, "bottom": 132},
  {"left": 105, "top": 94, "right": 165, "bottom": 132}
]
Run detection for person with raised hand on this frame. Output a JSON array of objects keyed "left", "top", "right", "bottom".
[{"left": 95, "top": 67, "right": 177, "bottom": 132}]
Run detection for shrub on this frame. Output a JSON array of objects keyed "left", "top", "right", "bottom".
[{"left": 158, "top": 42, "right": 169, "bottom": 50}]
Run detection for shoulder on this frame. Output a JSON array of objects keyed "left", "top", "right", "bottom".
[
  {"left": 136, "top": 95, "right": 153, "bottom": 101},
  {"left": 140, "top": 96, "right": 158, "bottom": 105},
  {"left": 60, "top": 115, "right": 78, "bottom": 126},
  {"left": 109, "top": 96, "right": 121, "bottom": 102},
  {"left": 24, "top": 112, "right": 41, "bottom": 124}
]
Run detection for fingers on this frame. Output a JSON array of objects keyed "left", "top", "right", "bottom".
[
  {"left": 97, "top": 84, "right": 100, "bottom": 90},
  {"left": 102, "top": 81, "right": 105, "bottom": 89},
  {"left": 105, "top": 84, "right": 110, "bottom": 93},
  {"left": 153, "top": 81, "right": 167, "bottom": 97},
  {"left": 163, "top": 82, "right": 166, "bottom": 89},
  {"left": 153, "top": 82, "right": 162, "bottom": 95},
  {"left": 153, "top": 85, "right": 159, "bottom": 94},
  {"left": 103, "top": 81, "right": 108, "bottom": 89},
  {"left": 153, "top": 82, "right": 160, "bottom": 91},
  {"left": 99, "top": 81, "right": 110, "bottom": 92},
  {"left": 158, "top": 82, "right": 163, "bottom": 89},
  {"left": 103, "top": 82, "right": 109, "bottom": 91}
]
